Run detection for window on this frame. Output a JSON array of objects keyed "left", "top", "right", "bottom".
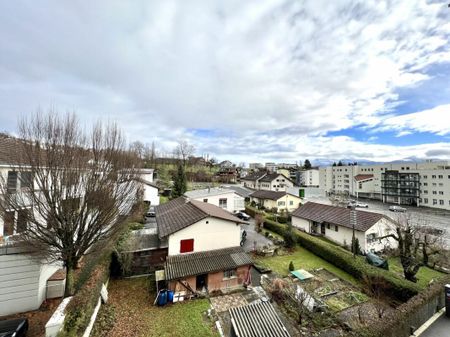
[
  {"left": 432, "top": 191, "right": 437, "bottom": 195},
  {"left": 439, "top": 200, "right": 444, "bottom": 205},
  {"left": 424, "top": 198, "right": 428, "bottom": 204},
  {"left": 219, "top": 198, "right": 227, "bottom": 209},
  {"left": 438, "top": 175, "right": 443, "bottom": 179},
  {"left": 223, "top": 269, "right": 237, "bottom": 279},
  {"left": 3, "top": 211, "right": 15, "bottom": 236},
  {"left": 203, "top": 198, "right": 208, "bottom": 203},
  {"left": 289, "top": 200, "right": 293, "bottom": 206},
  {"left": 335, "top": 225, "right": 338, "bottom": 232},
  {"left": 20, "top": 172, "right": 33, "bottom": 189},
  {"left": 423, "top": 190, "right": 428, "bottom": 194},
  {"left": 278, "top": 201, "right": 285, "bottom": 206},
  {"left": 423, "top": 182, "right": 428, "bottom": 186},
  {"left": 433, "top": 199, "right": 437, "bottom": 205},
  {"left": 423, "top": 175, "right": 427, "bottom": 179},
  {"left": 439, "top": 191, "right": 444, "bottom": 195},
  {"left": 180, "top": 239, "right": 194, "bottom": 253},
  {"left": 327, "top": 223, "right": 330, "bottom": 229},
  {"left": 16, "top": 210, "right": 28, "bottom": 233},
  {"left": 432, "top": 175, "right": 436, "bottom": 179},
  {"left": 7, "top": 171, "right": 18, "bottom": 192}
]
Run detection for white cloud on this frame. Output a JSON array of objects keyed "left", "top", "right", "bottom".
[{"left": 0, "top": 0, "right": 449, "bottom": 161}]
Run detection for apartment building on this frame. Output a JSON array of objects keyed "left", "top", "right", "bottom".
[
  {"left": 298, "top": 169, "right": 320, "bottom": 187},
  {"left": 319, "top": 160, "right": 450, "bottom": 210}
]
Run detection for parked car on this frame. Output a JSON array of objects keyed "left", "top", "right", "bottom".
[
  {"left": 0, "top": 318, "right": 28, "bottom": 337},
  {"left": 389, "top": 205, "right": 406, "bottom": 212},
  {"left": 355, "top": 202, "right": 368, "bottom": 208},
  {"left": 145, "top": 206, "right": 156, "bottom": 218},
  {"left": 236, "top": 211, "right": 251, "bottom": 221}
]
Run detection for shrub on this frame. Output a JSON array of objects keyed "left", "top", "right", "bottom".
[
  {"left": 289, "top": 261, "right": 295, "bottom": 272},
  {"left": 128, "top": 222, "right": 144, "bottom": 231},
  {"left": 262, "top": 218, "right": 420, "bottom": 302},
  {"left": 59, "top": 252, "right": 111, "bottom": 337}
]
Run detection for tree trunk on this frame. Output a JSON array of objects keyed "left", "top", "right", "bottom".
[{"left": 64, "top": 266, "right": 75, "bottom": 297}]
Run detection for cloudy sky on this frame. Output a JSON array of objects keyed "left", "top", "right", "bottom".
[{"left": 1, "top": 1, "right": 450, "bottom": 165}]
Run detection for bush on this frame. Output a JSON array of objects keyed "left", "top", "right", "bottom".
[
  {"left": 128, "top": 222, "right": 144, "bottom": 231},
  {"left": 289, "top": 261, "right": 295, "bottom": 272},
  {"left": 59, "top": 252, "right": 111, "bottom": 337},
  {"left": 262, "top": 218, "right": 420, "bottom": 302}
]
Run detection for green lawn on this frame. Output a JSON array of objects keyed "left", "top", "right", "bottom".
[
  {"left": 95, "top": 277, "right": 218, "bottom": 337},
  {"left": 388, "top": 257, "right": 445, "bottom": 289},
  {"left": 159, "top": 195, "right": 169, "bottom": 204},
  {"left": 254, "top": 246, "right": 359, "bottom": 286}
]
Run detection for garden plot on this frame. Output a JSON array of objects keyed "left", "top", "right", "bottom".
[{"left": 292, "top": 268, "right": 368, "bottom": 313}]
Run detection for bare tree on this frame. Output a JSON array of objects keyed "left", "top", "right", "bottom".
[
  {"left": 0, "top": 111, "right": 142, "bottom": 296},
  {"left": 380, "top": 215, "right": 444, "bottom": 282},
  {"left": 173, "top": 140, "right": 195, "bottom": 166},
  {"left": 130, "top": 140, "right": 145, "bottom": 159}
]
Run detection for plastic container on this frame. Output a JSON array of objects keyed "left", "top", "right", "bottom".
[
  {"left": 157, "top": 290, "right": 167, "bottom": 306},
  {"left": 167, "top": 290, "right": 174, "bottom": 303}
]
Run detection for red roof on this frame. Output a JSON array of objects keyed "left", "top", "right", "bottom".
[{"left": 354, "top": 174, "right": 374, "bottom": 181}]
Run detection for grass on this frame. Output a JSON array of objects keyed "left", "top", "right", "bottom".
[
  {"left": 254, "top": 246, "right": 359, "bottom": 286},
  {"left": 94, "top": 277, "right": 218, "bottom": 337},
  {"left": 387, "top": 257, "right": 445, "bottom": 289},
  {"left": 159, "top": 195, "right": 170, "bottom": 204}
]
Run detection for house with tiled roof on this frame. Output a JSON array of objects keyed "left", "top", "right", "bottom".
[
  {"left": 291, "top": 202, "right": 398, "bottom": 253},
  {"left": 184, "top": 187, "right": 245, "bottom": 213},
  {"left": 249, "top": 190, "right": 302, "bottom": 212},
  {"left": 155, "top": 197, "right": 252, "bottom": 295},
  {"left": 240, "top": 171, "right": 295, "bottom": 191}
]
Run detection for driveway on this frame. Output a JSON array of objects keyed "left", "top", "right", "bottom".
[{"left": 240, "top": 219, "right": 273, "bottom": 252}]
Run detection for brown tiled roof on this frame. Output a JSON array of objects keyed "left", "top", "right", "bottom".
[
  {"left": 165, "top": 246, "right": 252, "bottom": 280},
  {"left": 259, "top": 172, "right": 292, "bottom": 183},
  {"left": 240, "top": 171, "right": 266, "bottom": 181},
  {"left": 354, "top": 174, "right": 374, "bottom": 181},
  {"left": 249, "top": 190, "right": 287, "bottom": 201},
  {"left": 0, "top": 134, "right": 24, "bottom": 165},
  {"left": 229, "top": 301, "right": 291, "bottom": 337},
  {"left": 48, "top": 269, "right": 66, "bottom": 281},
  {"left": 291, "top": 202, "right": 385, "bottom": 232},
  {"left": 156, "top": 197, "right": 246, "bottom": 238}
]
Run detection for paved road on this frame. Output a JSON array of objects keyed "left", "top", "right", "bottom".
[
  {"left": 305, "top": 195, "right": 450, "bottom": 248},
  {"left": 420, "top": 314, "right": 450, "bottom": 337},
  {"left": 240, "top": 219, "right": 273, "bottom": 253}
]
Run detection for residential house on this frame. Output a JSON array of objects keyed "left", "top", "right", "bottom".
[
  {"left": 291, "top": 202, "right": 398, "bottom": 253},
  {"left": 258, "top": 173, "right": 295, "bottom": 192},
  {"left": 240, "top": 172, "right": 295, "bottom": 192},
  {"left": 156, "top": 197, "right": 252, "bottom": 295},
  {"left": 184, "top": 187, "right": 245, "bottom": 213},
  {"left": 249, "top": 190, "right": 302, "bottom": 212},
  {"left": 240, "top": 171, "right": 266, "bottom": 190},
  {"left": 0, "top": 135, "right": 61, "bottom": 316},
  {"left": 215, "top": 167, "right": 238, "bottom": 183},
  {"left": 219, "top": 160, "right": 234, "bottom": 168},
  {"left": 136, "top": 168, "right": 159, "bottom": 206}
]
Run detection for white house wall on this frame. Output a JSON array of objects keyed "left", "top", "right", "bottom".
[
  {"left": 190, "top": 192, "right": 244, "bottom": 213},
  {"left": 143, "top": 185, "right": 159, "bottom": 206},
  {"left": 364, "top": 218, "right": 398, "bottom": 252},
  {"left": 167, "top": 217, "right": 241, "bottom": 255},
  {"left": 0, "top": 253, "right": 60, "bottom": 316}
]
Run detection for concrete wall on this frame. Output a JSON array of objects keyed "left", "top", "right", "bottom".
[
  {"left": 0, "top": 253, "right": 60, "bottom": 316},
  {"left": 167, "top": 217, "right": 241, "bottom": 255}
]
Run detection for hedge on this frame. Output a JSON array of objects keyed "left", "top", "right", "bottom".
[
  {"left": 58, "top": 251, "right": 111, "bottom": 337},
  {"left": 262, "top": 218, "right": 421, "bottom": 302}
]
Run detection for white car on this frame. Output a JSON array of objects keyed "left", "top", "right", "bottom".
[
  {"left": 355, "top": 202, "right": 368, "bottom": 208},
  {"left": 389, "top": 205, "right": 406, "bottom": 212}
]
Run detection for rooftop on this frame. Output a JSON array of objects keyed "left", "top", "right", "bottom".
[
  {"left": 292, "top": 202, "right": 388, "bottom": 232},
  {"left": 354, "top": 174, "right": 374, "bottom": 181},
  {"left": 249, "top": 190, "right": 287, "bottom": 201},
  {"left": 155, "top": 197, "right": 245, "bottom": 238},
  {"left": 229, "top": 301, "right": 291, "bottom": 337},
  {"left": 240, "top": 171, "right": 266, "bottom": 181},
  {"left": 165, "top": 246, "right": 252, "bottom": 280},
  {"left": 184, "top": 187, "right": 236, "bottom": 199}
]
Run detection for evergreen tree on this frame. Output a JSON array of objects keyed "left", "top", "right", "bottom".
[
  {"left": 172, "top": 164, "right": 187, "bottom": 198},
  {"left": 289, "top": 261, "right": 295, "bottom": 272},
  {"left": 304, "top": 159, "right": 312, "bottom": 169},
  {"left": 351, "top": 237, "right": 362, "bottom": 255},
  {"left": 337, "top": 160, "right": 343, "bottom": 166}
]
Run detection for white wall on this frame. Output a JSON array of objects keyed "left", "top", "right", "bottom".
[
  {"left": 190, "top": 192, "right": 244, "bottom": 213},
  {"left": 0, "top": 253, "right": 60, "bottom": 316},
  {"left": 143, "top": 184, "right": 159, "bottom": 206},
  {"left": 168, "top": 217, "right": 241, "bottom": 255},
  {"left": 364, "top": 218, "right": 398, "bottom": 252}
]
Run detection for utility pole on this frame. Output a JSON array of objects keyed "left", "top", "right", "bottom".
[{"left": 350, "top": 206, "right": 357, "bottom": 258}]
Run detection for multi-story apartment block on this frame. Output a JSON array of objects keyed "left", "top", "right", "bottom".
[
  {"left": 298, "top": 169, "right": 320, "bottom": 187},
  {"left": 319, "top": 160, "right": 450, "bottom": 210}
]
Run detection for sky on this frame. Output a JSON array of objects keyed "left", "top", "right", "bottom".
[{"left": 0, "top": 1, "right": 450, "bottom": 165}]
